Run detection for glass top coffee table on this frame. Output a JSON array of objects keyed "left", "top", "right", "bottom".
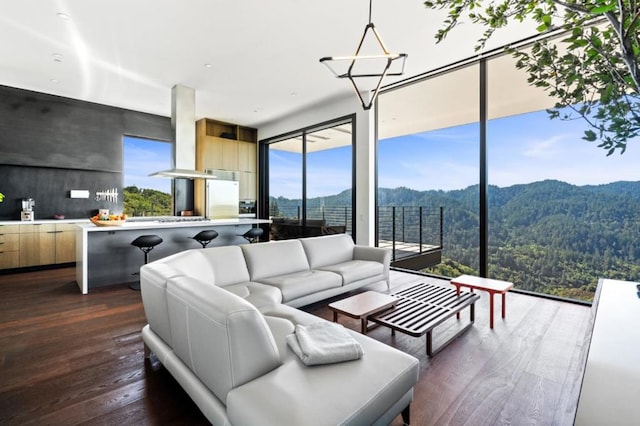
[{"left": 328, "top": 291, "right": 398, "bottom": 334}]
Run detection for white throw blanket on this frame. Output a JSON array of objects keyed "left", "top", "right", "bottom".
[{"left": 286, "top": 321, "right": 364, "bottom": 366}]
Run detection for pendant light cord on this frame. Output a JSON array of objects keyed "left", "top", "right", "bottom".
[{"left": 368, "top": 0, "right": 373, "bottom": 24}]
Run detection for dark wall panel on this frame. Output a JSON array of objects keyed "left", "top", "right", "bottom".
[
  {"left": 0, "top": 166, "right": 120, "bottom": 220},
  {"left": 0, "top": 85, "right": 173, "bottom": 221}
]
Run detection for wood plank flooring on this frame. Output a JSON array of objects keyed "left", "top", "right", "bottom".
[{"left": 0, "top": 267, "right": 591, "bottom": 425}]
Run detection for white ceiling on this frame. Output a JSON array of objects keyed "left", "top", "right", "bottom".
[{"left": 0, "top": 0, "right": 539, "bottom": 129}]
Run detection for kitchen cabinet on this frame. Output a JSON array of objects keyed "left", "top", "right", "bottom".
[
  {"left": 239, "top": 171, "right": 257, "bottom": 200},
  {"left": 54, "top": 223, "right": 77, "bottom": 263},
  {"left": 195, "top": 118, "right": 258, "bottom": 216},
  {"left": 0, "top": 224, "right": 20, "bottom": 269},
  {"left": 19, "top": 224, "right": 56, "bottom": 267},
  {"left": 0, "top": 222, "right": 80, "bottom": 269}
]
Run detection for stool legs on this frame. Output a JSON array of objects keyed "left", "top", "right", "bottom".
[{"left": 130, "top": 235, "right": 163, "bottom": 291}]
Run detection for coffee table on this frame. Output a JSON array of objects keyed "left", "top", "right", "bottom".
[
  {"left": 328, "top": 291, "right": 398, "bottom": 334},
  {"left": 370, "top": 282, "right": 480, "bottom": 356}
]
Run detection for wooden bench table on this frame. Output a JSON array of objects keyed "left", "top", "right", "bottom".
[
  {"left": 450, "top": 274, "right": 514, "bottom": 329},
  {"left": 370, "top": 283, "right": 480, "bottom": 356}
]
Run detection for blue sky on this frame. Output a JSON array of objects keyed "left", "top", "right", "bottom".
[
  {"left": 125, "top": 109, "right": 640, "bottom": 198},
  {"left": 123, "top": 136, "right": 172, "bottom": 193},
  {"left": 378, "top": 110, "right": 640, "bottom": 192}
]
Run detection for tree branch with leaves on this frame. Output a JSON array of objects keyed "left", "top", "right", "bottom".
[{"left": 423, "top": 0, "right": 640, "bottom": 155}]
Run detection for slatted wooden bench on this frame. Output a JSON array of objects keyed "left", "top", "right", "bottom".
[{"left": 370, "top": 282, "right": 480, "bottom": 356}]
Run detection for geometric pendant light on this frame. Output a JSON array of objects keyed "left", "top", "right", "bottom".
[{"left": 319, "top": 0, "right": 408, "bottom": 110}]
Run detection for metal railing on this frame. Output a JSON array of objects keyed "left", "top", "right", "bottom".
[
  {"left": 268, "top": 204, "right": 443, "bottom": 265},
  {"left": 269, "top": 205, "right": 353, "bottom": 234},
  {"left": 377, "top": 206, "right": 443, "bottom": 262}
]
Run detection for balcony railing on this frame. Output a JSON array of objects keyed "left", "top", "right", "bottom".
[
  {"left": 269, "top": 204, "right": 443, "bottom": 270},
  {"left": 378, "top": 206, "right": 443, "bottom": 270}
]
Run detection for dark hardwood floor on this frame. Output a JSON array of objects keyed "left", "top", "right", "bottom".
[{"left": 0, "top": 267, "right": 591, "bottom": 425}]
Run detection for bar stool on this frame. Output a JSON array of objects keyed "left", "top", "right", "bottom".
[
  {"left": 240, "top": 227, "right": 263, "bottom": 244},
  {"left": 191, "top": 230, "right": 219, "bottom": 248},
  {"left": 129, "top": 234, "right": 163, "bottom": 291}
]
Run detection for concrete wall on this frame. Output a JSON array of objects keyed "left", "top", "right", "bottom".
[{"left": 0, "top": 85, "right": 171, "bottom": 221}]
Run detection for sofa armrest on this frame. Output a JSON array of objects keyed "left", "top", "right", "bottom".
[{"left": 353, "top": 246, "right": 391, "bottom": 288}]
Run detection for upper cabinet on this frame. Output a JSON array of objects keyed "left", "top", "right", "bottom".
[
  {"left": 196, "top": 118, "right": 257, "bottom": 172},
  {"left": 195, "top": 119, "right": 258, "bottom": 215}
]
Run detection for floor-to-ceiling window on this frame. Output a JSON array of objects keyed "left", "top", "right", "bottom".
[
  {"left": 486, "top": 51, "right": 640, "bottom": 302},
  {"left": 261, "top": 116, "right": 354, "bottom": 240},
  {"left": 377, "top": 40, "right": 640, "bottom": 303},
  {"left": 377, "top": 64, "right": 480, "bottom": 274}
]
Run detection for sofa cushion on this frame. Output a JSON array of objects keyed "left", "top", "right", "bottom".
[
  {"left": 241, "top": 240, "right": 310, "bottom": 281},
  {"left": 226, "top": 324, "right": 419, "bottom": 426},
  {"left": 300, "top": 234, "right": 355, "bottom": 269},
  {"left": 224, "top": 282, "right": 283, "bottom": 308},
  {"left": 258, "top": 270, "right": 342, "bottom": 302},
  {"left": 199, "top": 245, "right": 251, "bottom": 286},
  {"left": 166, "top": 276, "right": 281, "bottom": 405},
  {"left": 318, "top": 260, "right": 384, "bottom": 285}
]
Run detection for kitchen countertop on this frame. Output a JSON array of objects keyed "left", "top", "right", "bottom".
[
  {"left": 78, "top": 217, "right": 271, "bottom": 232},
  {"left": 0, "top": 218, "right": 90, "bottom": 225},
  {"left": 0, "top": 217, "right": 270, "bottom": 227}
]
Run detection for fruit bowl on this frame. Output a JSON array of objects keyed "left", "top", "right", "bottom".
[{"left": 90, "top": 217, "right": 126, "bottom": 227}]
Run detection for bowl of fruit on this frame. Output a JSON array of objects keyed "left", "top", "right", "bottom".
[{"left": 90, "top": 213, "right": 127, "bottom": 227}]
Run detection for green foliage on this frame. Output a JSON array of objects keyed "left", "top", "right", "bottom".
[
  {"left": 423, "top": 0, "right": 640, "bottom": 155},
  {"left": 123, "top": 186, "right": 172, "bottom": 216}
]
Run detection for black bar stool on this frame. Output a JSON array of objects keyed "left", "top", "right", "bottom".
[
  {"left": 191, "top": 230, "right": 219, "bottom": 248},
  {"left": 130, "top": 234, "right": 163, "bottom": 291},
  {"left": 240, "top": 227, "right": 263, "bottom": 244}
]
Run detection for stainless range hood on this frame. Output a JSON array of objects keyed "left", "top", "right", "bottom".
[
  {"left": 149, "top": 84, "right": 211, "bottom": 180},
  {"left": 149, "top": 168, "right": 216, "bottom": 179}
]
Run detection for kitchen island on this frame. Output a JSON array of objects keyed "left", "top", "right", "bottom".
[{"left": 76, "top": 218, "right": 270, "bottom": 294}]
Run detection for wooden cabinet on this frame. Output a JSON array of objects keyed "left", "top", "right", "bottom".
[
  {"left": 239, "top": 171, "right": 257, "bottom": 200},
  {"left": 0, "top": 224, "right": 20, "bottom": 269},
  {"left": 195, "top": 118, "right": 258, "bottom": 215},
  {"left": 19, "top": 224, "right": 56, "bottom": 267},
  {"left": 238, "top": 141, "right": 257, "bottom": 173},
  {"left": 54, "top": 223, "right": 77, "bottom": 263},
  {"left": 0, "top": 222, "right": 79, "bottom": 269}
]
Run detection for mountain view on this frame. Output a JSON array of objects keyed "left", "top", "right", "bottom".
[{"left": 271, "top": 179, "right": 640, "bottom": 302}]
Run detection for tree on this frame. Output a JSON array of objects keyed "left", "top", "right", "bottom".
[{"left": 423, "top": 0, "right": 640, "bottom": 155}]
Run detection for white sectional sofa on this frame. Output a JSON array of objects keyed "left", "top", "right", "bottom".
[{"left": 140, "top": 234, "right": 419, "bottom": 425}]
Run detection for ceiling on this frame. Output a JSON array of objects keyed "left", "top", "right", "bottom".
[{"left": 0, "top": 0, "right": 539, "bottom": 129}]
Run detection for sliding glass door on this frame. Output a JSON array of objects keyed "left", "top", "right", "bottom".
[{"left": 262, "top": 117, "right": 355, "bottom": 240}]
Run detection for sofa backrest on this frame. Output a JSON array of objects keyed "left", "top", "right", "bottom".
[
  {"left": 155, "top": 249, "right": 215, "bottom": 284},
  {"left": 300, "top": 234, "right": 355, "bottom": 269},
  {"left": 199, "top": 245, "right": 251, "bottom": 287},
  {"left": 241, "top": 239, "right": 310, "bottom": 281},
  {"left": 166, "top": 276, "right": 281, "bottom": 405},
  {"left": 141, "top": 249, "right": 214, "bottom": 347}
]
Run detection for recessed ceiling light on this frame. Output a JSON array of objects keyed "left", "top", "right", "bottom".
[
  {"left": 204, "top": 63, "right": 213, "bottom": 69},
  {"left": 50, "top": 78, "right": 59, "bottom": 83},
  {"left": 290, "top": 92, "right": 297, "bottom": 97},
  {"left": 56, "top": 12, "right": 70, "bottom": 20},
  {"left": 52, "top": 53, "right": 64, "bottom": 62}
]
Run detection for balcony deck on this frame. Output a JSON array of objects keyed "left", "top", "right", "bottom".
[
  {"left": 0, "top": 267, "right": 590, "bottom": 425},
  {"left": 379, "top": 239, "right": 443, "bottom": 270}
]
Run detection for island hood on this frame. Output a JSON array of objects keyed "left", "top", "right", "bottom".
[
  {"left": 149, "top": 85, "right": 214, "bottom": 180},
  {"left": 149, "top": 168, "right": 216, "bottom": 179}
]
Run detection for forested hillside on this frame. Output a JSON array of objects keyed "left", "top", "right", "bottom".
[{"left": 271, "top": 180, "right": 640, "bottom": 301}]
